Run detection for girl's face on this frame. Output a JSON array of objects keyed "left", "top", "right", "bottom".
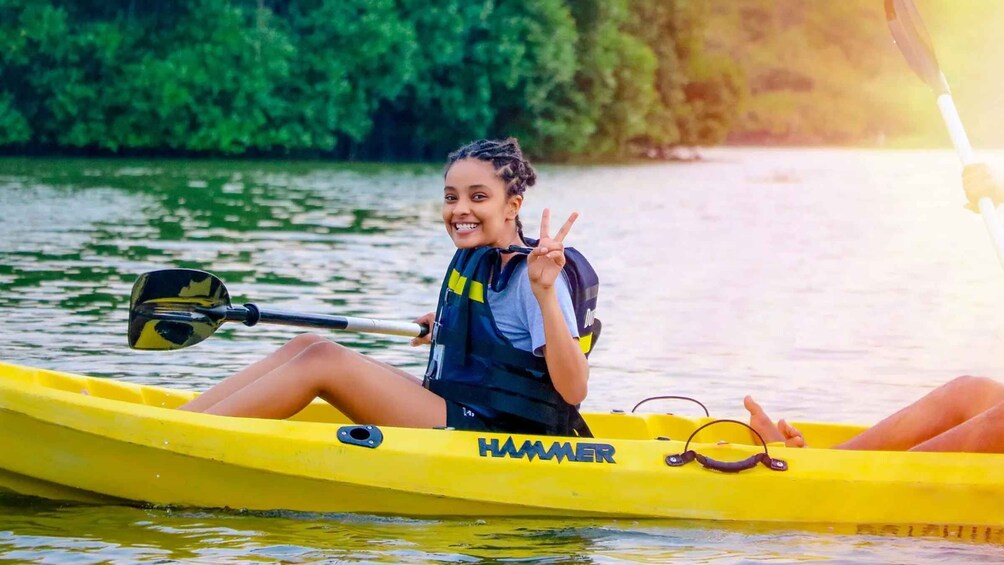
[{"left": 442, "top": 158, "right": 522, "bottom": 249}]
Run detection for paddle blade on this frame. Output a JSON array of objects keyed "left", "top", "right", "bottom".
[
  {"left": 128, "top": 269, "right": 231, "bottom": 350},
  {"left": 886, "top": 0, "right": 950, "bottom": 95}
]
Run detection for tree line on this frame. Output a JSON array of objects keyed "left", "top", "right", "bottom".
[
  {"left": 8, "top": 1, "right": 983, "bottom": 159},
  {"left": 0, "top": 0, "right": 743, "bottom": 160}
]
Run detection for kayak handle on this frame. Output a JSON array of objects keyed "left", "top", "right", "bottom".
[
  {"left": 665, "top": 419, "right": 788, "bottom": 473},
  {"left": 631, "top": 395, "right": 710, "bottom": 417}
]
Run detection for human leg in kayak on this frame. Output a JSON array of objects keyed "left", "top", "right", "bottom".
[
  {"left": 179, "top": 333, "right": 416, "bottom": 412},
  {"left": 745, "top": 375, "right": 1004, "bottom": 453},
  {"left": 183, "top": 335, "right": 448, "bottom": 426},
  {"left": 178, "top": 333, "right": 433, "bottom": 419}
]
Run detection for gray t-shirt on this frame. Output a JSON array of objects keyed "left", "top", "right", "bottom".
[{"left": 487, "top": 261, "right": 579, "bottom": 355}]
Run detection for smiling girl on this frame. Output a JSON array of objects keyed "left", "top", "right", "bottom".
[{"left": 180, "top": 138, "right": 597, "bottom": 437}]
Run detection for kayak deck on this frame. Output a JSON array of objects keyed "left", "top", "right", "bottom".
[{"left": 12, "top": 361, "right": 865, "bottom": 446}]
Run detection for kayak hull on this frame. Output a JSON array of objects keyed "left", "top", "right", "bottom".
[{"left": 1, "top": 361, "right": 1003, "bottom": 529}]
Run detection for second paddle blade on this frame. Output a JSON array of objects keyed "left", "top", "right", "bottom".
[
  {"left": 128, "top": 269, "right": 231, "bottom": 350},
  {"left": 885, "top": 0, "right": 949, "bottom": 94}
]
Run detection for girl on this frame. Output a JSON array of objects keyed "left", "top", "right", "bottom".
[{"left": 180, "top": 138, "right": 592, "bottom": 436}]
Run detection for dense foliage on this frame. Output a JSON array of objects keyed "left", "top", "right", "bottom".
[
  {"left": 0, "top": 0, "right": 742, "bottom": 159},
  {"left": 2, "top": 0, "right": 996, "bottom": 159}
]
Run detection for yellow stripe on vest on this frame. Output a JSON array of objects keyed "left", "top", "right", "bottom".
[
  {"left": 448, "top": 268, "right": 482, "bottom": 302},
  {"left": 448, "top": 269, "right": 467, "bottom": 295},
  {"left": 469, "top": 281, "right": 484, "bottom": 303},
  {"left": 579, "top": 332, "right": 592, "bottom": 354}
]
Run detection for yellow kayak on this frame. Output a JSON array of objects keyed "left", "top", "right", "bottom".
[{"left": 1, "top": 360, "right": 1002, "bottom": 534}]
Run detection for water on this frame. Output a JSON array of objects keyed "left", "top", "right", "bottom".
[{"left": 1, "top": 149, "right": 1003, "bottom": 561}]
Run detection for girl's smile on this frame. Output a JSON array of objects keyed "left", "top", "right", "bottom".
[{"left": 453, "top": 222, "right": 479, "bottom": 233}]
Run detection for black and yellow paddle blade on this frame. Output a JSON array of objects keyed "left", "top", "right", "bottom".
[
  {"left": 885, "top": 0, "right": 950, "bottom": 95},
  {"left": 128, "top": 269, "right": 231, "bottom": 350}
]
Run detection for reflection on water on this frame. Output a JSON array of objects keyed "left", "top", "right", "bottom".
[
  {"left": 1, "top": 496, "right": 1000, "bottom": 563},
  {"left": 2, "top": 150, "right": 1004, "bottom": 561}
]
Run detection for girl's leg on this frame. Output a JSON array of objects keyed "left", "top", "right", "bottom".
[
  {"left": 836, "top": 376, "right": 1004, "bottom": 450},
  {"left": 180, "top": 333, "right": 422, "bottom": 412},
  {"left": 179, "top": 333, "right": 328, "bottom": 412},
  {"left": 910, "top": 401, "right": 1004, "bottom": 453},
  {"left": 201, "top": 339, "right": 447, "bottom": 428}
]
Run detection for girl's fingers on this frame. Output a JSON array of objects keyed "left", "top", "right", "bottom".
[
  {"left": 534, "top": 239, "right": 563, "bottom": 255},
  {"left": 553, "top": 212, "right": 578, "bottom": 243},
  {"left": 539, "top": 208, "right": 551, "bottom": 240}
]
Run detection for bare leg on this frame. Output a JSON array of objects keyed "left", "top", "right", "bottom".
[
  {"left": 180, "top": 333, "right": 421, "bottom": 412},
  {"left": 746, "top": 376, "right": 1004, "bottom": 452},
  {"left": 201, "top": 339, "right": 446, "bottom": 428},
  {"left": 910, "top": 401, "right": 1004, "bottom": 453},
  {"left": 836, "top": 376, "right": 1004, "bottom": 451},
  {"left": 180, "top": 333, "right": 326, "bottom": 412}
]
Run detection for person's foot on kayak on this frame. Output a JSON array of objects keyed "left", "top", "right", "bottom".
[
  {"left": 744, "top": 395, "right": 806, "bottom": 448},
  {"left": 775, "top": 417, "right": 805, "bottom": 448}
]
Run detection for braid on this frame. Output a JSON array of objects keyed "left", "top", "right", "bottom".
[{"left": 446, "top": 137, "right": 537, "bottom": 242}]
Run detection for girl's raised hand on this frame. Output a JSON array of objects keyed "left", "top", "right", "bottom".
[{"left": 527, "top": 208, "right": 578, "bottom": 295}]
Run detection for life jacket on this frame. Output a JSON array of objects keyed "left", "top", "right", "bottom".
[{"left": 423, "top": 244, "right": 601, "bottom": 437}]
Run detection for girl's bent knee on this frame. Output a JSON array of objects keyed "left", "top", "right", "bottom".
[
  {"left": 299, "top": 340, "right": 348, "bottom": 364},
  {"left": 946, "top": 375, "right": 1001, "bottom": 396},
  {"left": 286, "top": 333, "right": 329, "bottom": 350},
  {"left": 284, "top": 341, "right": 350, "bottom": 391},
  {"left": 280, "top": 333, "right": 331, "bottom": 358}
]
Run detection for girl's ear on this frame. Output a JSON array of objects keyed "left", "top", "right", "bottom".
[{"left": 506, "top": 194, "right": 523, "bottom": 220}]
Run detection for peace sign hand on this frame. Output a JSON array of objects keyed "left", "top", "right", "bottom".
[{"left": 527, "top": 208, "right": 578, "bottom": 297}]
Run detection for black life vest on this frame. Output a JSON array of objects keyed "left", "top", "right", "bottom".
[{"left": 423, "top": 244, "right": 600, "bottom": 437}]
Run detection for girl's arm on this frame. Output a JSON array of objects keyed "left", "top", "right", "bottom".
[
  {"left": 535, "top": 285, "right": 589, "bottom": 405},
  {"left": 527, "top": 209, "right": 589, "bottom": 405}
]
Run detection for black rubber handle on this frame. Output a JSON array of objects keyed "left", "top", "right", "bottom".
[
  {"left": 664, "top": 419, "right": 789, "bottom": 472},
  {"left": 696, "top": 452, "right": 787, "bottom": 473}
]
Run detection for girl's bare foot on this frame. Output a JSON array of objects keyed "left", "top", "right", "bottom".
[
  {"left": 744, "top": 395, "right": 806, "bottom": 448},
  {"left": 744, "top": 395, "right": 785, "bottom": 443},
  {"left": 777, "top": 418, "right": 806, "bottom": 448}
]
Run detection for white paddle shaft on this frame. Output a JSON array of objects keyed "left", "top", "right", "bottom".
[
  {"left": 341, "top": 316, "right": 426, "bottom": 337},
  {"left": 937, "top": 94, "right": 974, "bottom": 165}
]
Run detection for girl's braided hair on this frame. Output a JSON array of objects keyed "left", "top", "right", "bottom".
[{"left": 446, "top": 137, "right": 537, "bottom": 241}]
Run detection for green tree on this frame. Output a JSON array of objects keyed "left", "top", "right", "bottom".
[
  {"left": 0, "top": 0, "right": 751, "bottom": 159},
  {"left": 359, "top": 0, "right": 581, "bottom": 161},
  {"left": 624, "top": 0, "right": 743, "bottom": 151}
]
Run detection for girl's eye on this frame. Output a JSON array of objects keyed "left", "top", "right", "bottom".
[
  {"left": 471, "top": 193, "right": 487, "bottom": 201},
  {"left": 444, "top": 194, "right": 457, "bottom": 202}
]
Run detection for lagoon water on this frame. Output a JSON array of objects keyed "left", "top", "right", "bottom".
[{"left": 1, "top": 149, "right": 1003, "bottom": 562}]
